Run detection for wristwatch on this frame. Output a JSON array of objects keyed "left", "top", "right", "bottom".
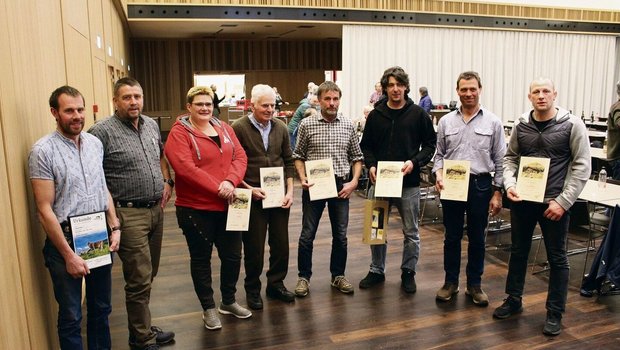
[
  {"left": 164, "top": 178, "right": 175, "bottom": 187},
  {"left": 492, "top": 185, "right": 504, "bottom": 194}
]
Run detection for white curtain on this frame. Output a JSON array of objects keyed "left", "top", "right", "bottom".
[{"left": 340, "top": 24, "right": 617, "bottom": 122}]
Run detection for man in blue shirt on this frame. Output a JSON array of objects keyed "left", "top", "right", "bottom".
[{"left": 418, "top": 86, "right": 433, "bottom": 113}]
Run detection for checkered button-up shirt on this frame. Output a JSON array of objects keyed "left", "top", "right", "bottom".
[{"left": 292, "top": 114, "right": 363, "bottom": 177}]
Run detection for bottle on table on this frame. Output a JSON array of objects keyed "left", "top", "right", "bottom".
[{"left": 598, "top": 167, "right": 607, "bottom": 188}]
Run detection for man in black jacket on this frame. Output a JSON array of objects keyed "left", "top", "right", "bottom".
[{"left": 359, "top": 66, "right": 437, "bottom": 293}]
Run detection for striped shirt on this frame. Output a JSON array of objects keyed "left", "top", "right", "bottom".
[
  {"left": 88, "top": 114, "right": 164, "bottom": 202},
  {"left": 432, "top": 106, "right": 506, "bottom": 187},
  {"left": 293, "top": 114, "right": 363, "bottom": 177},
  {"left": 28, "top": 131, "right": 109, "bottom": 222}
]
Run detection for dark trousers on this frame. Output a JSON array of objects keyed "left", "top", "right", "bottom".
[
  {"left": 441, "top": 175, "right": 492, "bottom": 286},
  {"left": 505, "top": 201, "right": 570, "bottom": 314},
  {"left": 298, "top": 188, "right": 349, "bottom": 280},
  {"left": 176, "top": 206, "right": 242, "bottom": 309},
  {"left": 243, "top": 200, "right": 290, "bottom": 293},
  {"left": 43, "top": 239, "right": 112, "bottom": 350}
]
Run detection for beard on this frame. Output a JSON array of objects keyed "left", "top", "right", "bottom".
[{"left": 58, "top": 119, "right": 84, "bottom": 136}]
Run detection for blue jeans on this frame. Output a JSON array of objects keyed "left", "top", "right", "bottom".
[
  {"left": 441, "top": 175, "right": 492, "bottom": 286},
  {"left": 297, "top": 188, "right": 349, "bottom": 280},
  {"left": 368, "top": 186, "right": 421, "bottom": 274},
  {"left": 43, "top": 239, "right": 112, "bottom": 350},
  {"left": 505, "top": 201, "right": 570, "bottom": 314}
]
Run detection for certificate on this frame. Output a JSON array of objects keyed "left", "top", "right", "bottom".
[
  {"left": 69, "top": 211, "right": 111, "bottom": 269},
  {"left": 362, "top": 199, "right": 389, "bottom": 245},
  {"left": 306, "top": 158, "right": 338, "bottom": 201},
  {"left": 260, "top": 167, "right": 285, "bottom": 209},
  {"left": 374, "top": 161, "right": 404, "bottom": 198},
  {"left": 516, "top": 156, "right": 550, "bottom": 203},
  {"left": 441, "top": 159, "right": 471, "bottom": 202},
  {"left": 226, "top": 188, "right": 252, "bottom": 231}
]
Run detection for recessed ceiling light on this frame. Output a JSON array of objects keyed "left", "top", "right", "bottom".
[
  {"left": 298, "top": 25, "right": 315, "bottom": 28},
  {"left": 220, "top": 24, "right": 238, "bottom": 27}
]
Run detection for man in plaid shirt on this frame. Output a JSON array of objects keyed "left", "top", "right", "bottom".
[{"left": 292, "top": 81, "right": 364, "bottom": 297}]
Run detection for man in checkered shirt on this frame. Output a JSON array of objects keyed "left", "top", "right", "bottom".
[{"left": 292, "top": 81, "right": 364, "bottom": 297}]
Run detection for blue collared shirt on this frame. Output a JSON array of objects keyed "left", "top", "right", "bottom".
[
  {"left": 248, "top": 114, "right": 272, "bottom": 151},
  {"left": 432, "top": 106, "right": 506, "bottom": 187},
  {"left": 29, "top": 131, "right": 109, "bottom": 222}
]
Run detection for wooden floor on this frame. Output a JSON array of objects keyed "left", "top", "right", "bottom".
[{"left": 108, "top": 183, "right": 620, "bottom": 349}]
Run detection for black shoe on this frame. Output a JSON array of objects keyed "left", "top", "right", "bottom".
[
  {"left": 359, "top": 271, "right": 385, "bottom": 289},
  {"left": 542, "top": 311, "right": 562, "bottom": 336},
  {"left": 266, "top": 285, "right": 296, "bottom": 302},
  {"left": 152, "top": 326, "right": 174, "bottom": 345},
  {"left": 493, "top": 295, "right": 523, "bottom": 319},
  {"left": 246, "top": 291, "right": 264, "bottom": 310},
  {"left": 401, "top": 270, "right": 416, "bottom": 293}
]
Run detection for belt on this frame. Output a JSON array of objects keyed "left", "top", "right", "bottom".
[
  {"left": 115, "top": 199, "right": 161, "bottom": 208},
  {"left": 470, "top": 173, "right": 491, "bottom": 179},
  {"left": 335, "top": 175, "right": 349, "bottom": 182}
]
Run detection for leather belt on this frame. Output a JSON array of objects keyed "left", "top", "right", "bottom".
[
  {"left": 115, "top": 199, "right": 160, "bottom": 208},
  {"left": 470, "top": 173, "right": 491, "bottom": 179}
]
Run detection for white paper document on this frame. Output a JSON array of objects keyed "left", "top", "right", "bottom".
[
  {"left": 516, "top": 156, "right": 550, "bottom": 203},
  {"left": 441, "top": 159, "right": 471, "bottom": 202},
  {"left": 260, "top": 167, "right": 285, "bottom": 209},
  {"left": 226, "top": 188, "right": 252, "bottom": 231},
  {"left": 69, "top": 211, "right": 112, "bottom": 269},
  {"left": 374, "top": 161, "right": 404, "bottom": 198},
  {"left": 306, "top": 158, "right": 338, "bottom": 201}
]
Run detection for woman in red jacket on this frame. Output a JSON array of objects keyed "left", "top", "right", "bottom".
[{"left": 164, "top": 86, "right": 249, "bottom": 331}]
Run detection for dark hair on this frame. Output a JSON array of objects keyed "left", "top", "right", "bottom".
[
  {"left": 380, "top": 66, "right": 410, "bottom": 96},
  {"left": 49, "top": 86, "right": 84, "bottom": 110},
  {"left": 113, "top": 77, "right": 142, "bottom": 97},
  {"left": 316, "top": 81, "right": 342, "bottom": 99},
  {"left": 456, "top": 71, "right": 482, "bottom": 89}
]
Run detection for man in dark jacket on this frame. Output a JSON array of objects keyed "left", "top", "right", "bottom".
[{"left": 359, "top": 66, "right": 437, "bottom": 293}]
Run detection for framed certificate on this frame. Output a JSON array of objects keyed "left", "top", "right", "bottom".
[
  {"left": 226, "top": 188, "right": 252, "bottom": 231},
  {"left": 260, "top": 167, "right": 285, "bottom": 209},
  {"left": 441, "top": 159, "right": 471, "bottom": 202},
  {"left": 374, "top": 161, "right": 404, "bottom": 198},
  {"left": 306, "top": 158, "right": 338, "bottom": 201},
  {"left": 362, "top": 199, "right": 389, "bottom": 245},
  {"left": 69, "top": 211, "right": 111, "bottom": 269},
  {"left": 516, "top": 156, "right": 550, "bottom": 203}
]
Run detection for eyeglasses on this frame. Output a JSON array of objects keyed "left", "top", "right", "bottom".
[{"left": 192, "top": 102, "right": 213, "bottom": 108}]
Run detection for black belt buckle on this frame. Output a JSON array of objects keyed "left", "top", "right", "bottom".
[{"left": 146, "top": 200, "right": 157, "bottom": 208}]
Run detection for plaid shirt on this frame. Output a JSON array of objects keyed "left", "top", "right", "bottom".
[{"left": 293, "top": 114, "right": 363, "bottom": 177}]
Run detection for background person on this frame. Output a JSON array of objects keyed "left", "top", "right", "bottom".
[
  {"left": 418, "top": 86, "right": 433, "bottom": 113},
  {"left": 164, "top": 86, "right": 250, "bottom": 331}
]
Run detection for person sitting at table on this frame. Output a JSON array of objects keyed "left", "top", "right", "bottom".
[{"left": 608, "top": 80, "right": 620, "bottom": 180}]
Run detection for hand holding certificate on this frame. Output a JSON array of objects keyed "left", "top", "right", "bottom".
[
  {"left": 440, "top": 160, "right": 471, "bottom": 202},
  {"left": 306, "top": 158, "right": 338, "bottom": 201},
  {"left": 69, "top": 211, "right": 111, "bottom": 269},
  {"left": 374, "top": 161, "right": 404, "bottom": 198},
  {"left": 515, "top": 156, "right": 550, "bottom": 203},
  {"left": 260, "top": 167, "right": 285, "bottom": 208},
  {"left": 226, "top": 188, "right": 252, "bottom": 231}
]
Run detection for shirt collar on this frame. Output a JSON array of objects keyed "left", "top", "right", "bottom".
[{"left": 248, "top": 114, "right": 270, "bottom": 129}]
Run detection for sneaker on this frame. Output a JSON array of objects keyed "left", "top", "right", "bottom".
[
  {"left": 493, "top": 295, "right": 523, "bottom": 319},
  {"left": 436, "top": 282, "right": 459, "bottom": 301},
  {"left": 401, "top": 270, "right": 417, "bottom": 293},
  {"left": 331, "top": 275, "right": 354, "bottom": 294},
  {"left": 295, "top": 277, "right": 310, "bottom": 297},
  {"left": 218, "top": 302, "right": 252, "bottom": 319},
  {"left": 202, "top": 308, "right": 222, "bottom": 330},
  {"left": 465, "top": 285, "right": 489, "bottom": 307},
  {"left": 359, "top": 271, "right": 385, "bottom": 289},
  {"left": 542, "top": 311, "right": 562, "bottom": 336}
]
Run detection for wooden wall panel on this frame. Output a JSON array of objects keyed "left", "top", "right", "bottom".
[
  {"left": 0, "top": 0, "right": 128, "bottom": 347},
  {"left": 89, "top": 0, "right": 106, "bottom": 61},
  {"left": 132, "top": 38, "right": 340, "bottom": 121}
]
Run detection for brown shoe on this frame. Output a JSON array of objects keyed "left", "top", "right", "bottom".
[
  {"left": 466, "top": 285, "right": 489, "bottom": 306},
  {"left": 436, "top": 282, "right": 459, "bottom": 301}
]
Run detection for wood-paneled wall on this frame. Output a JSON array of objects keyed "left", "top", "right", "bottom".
[
  {"left": 0, "top": 0, "right": 129, "bottom": 348},
  {"left": 131, "top": 38, "right": 340, "bottom": 127},
  {"left": 124, "top": 0, "right": 620, "bottom": 23}
]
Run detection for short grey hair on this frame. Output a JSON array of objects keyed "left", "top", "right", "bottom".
[
  {"left": 419, "top": 86, "right": 428, "bottom": 96},
  {"left": 251, "top": 84, "right": 276, "bottom": 104}
]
